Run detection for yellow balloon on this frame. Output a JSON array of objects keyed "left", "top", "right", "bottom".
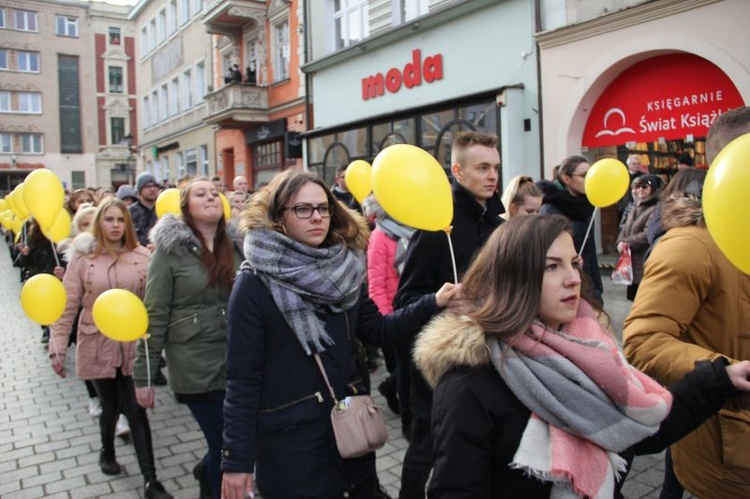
[
  {"left": 12, "top": 184, "right": 31, "bottom": 219},
  {"left": 6, "top": 192, "right": 19, "bottom": 217},
  {"left": 0, "top": 199, "right": 7, "bottom": 212},
  {"left": 41, "top": 209, "right": 71, "bottom": 244},
  {"left": 703, "top": 132, "right": 750, "bottom": 274},
  {"left": 14, "top": 231, "right": 21, "bottom": 244},
  {"left": 1, "top": 216, "right": 11, "bottom": 230},
  {"left": 584, "top": 158, "right": 630, "bottom": 208},
  {"left": 24, "top": 169, "right": 65, "bottom": 229},
  {"left": 219, "top": 192, "right": 231, "bottom": 221},
  {"left": 155, "top": 188, "right": 181, "bottom": 218},
  {"left": 345, "top": 160, "right": 373, "bottom": 204},
  {"left": 92, "top": 289, "right": 149, "bottom": 342},
  {"left": 372, "top": 144, "right": 453, "bottom": 231},
  {"left": 21, "top": 274, "right": 67, "bottom": 325},
  {"left": 11, "top": 216, "right": 24, "bottom": 235}
]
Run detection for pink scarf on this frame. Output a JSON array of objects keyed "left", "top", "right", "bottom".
[{"left": 489, "top": 301, "right": 672, "bottom": 498}]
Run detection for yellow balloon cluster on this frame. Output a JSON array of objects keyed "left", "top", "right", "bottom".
[
  {"left": 24, "top": 169, "right": 66, "bottom": 228},
  {"left": 703, "top": 132, "right": 750, "bottom": 274},
  {"left": 156, "top": 188, "right": 181, "bottom": 218},
  {"left": 372, "top": 144, "right": 453, "bottom": 231},
  {"left": 92, "top": 289, "right": 149, "bottom": 342},
  {"left": 21, "top": 274, "right": 67, "bottom": 325},
  {"left": 345, "top": 160, "right": 373, "bottom": 204},
  {"left": 584, "top": 158, "right": 630, "bottom": 208}
]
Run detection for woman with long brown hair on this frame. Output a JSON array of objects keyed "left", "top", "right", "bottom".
[
  {"left": 49, "top": 198, "right": 172, "bottom": 499},
  {"left": 134, "top": 177, "right": 243, "bottom": 499},
  {"left": 413, "top": 214, "right": 750, "bottom": 498}
]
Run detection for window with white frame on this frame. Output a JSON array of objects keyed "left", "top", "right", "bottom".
[
  {"left": 192, "top": 0, "right": 202, "bottom": 17},
  {"left": 0, "top": 133, "right": 11, "bottom": 153},
  {"left": 168, "top": 0, "right": 177, "bottom": 34},
  {"left": 160, "top": 84, "right": 168, "bottom": 121},
  {"left": 195, "top": 61, "right": 206, "bottom": 100},
  {"left": 185, "top": 148, "right": 197, "bottom": 175},
  {"left": 17, "top": 51, "right": 39, "bottom": 72},
  {"left": 199, "top": 145, "right": 209, "bottom": 176},
  {"left": 141, "top": 95, "right": 150, "bottom": 127},
  {"left": 109, "top": 26, "right": 121, "bottom": 45},
  {"left": 15, "top": 10, "right": 37, "bottom": 32},
  {"left": 140, "top": 27, "right": 148, "bottom": 57},
  {"left": 245, "top": 37, "right": 260, "bottom": 85},
  {"left": 20, "top": 133, "right": 43, "bottom": 153},
  {"left": 0, "top": 49, "right": 7, "bottom": 70},
  {"left": 170, "top": 77, "right": 179, "bottom": 116},
  {"left": 151, "top": 90, "right": 159, "bottom": 123},
  {"left": 19, "top": 92, "right": 42, "bottom": 113},
  {"left": 180, "top": 0, "right": 189, "bottom": 25},
  {"left": 55, "top": 16, "right": 78, "bottom": 37},
  {"left": 109, "top": 66, "right": 124, "bottom": 93},
  {"left": 111, "top": 117, "right": 125, "bottom": 144},
  {"left": 149, "top": 18, "right": 156, "bottom": 50},
  {"left": 157, "top": 9, "right": 166, "bottom": 44},
  {"left": 0, "top": 91, "right": 9, "bottom": 111},
  {"left": 333, "top": 0, "right": 368, "bottom": 50},
  {"left": 0, "top": 10, "right": 5, "bottom": 29},
  {"left": 395, "top": 0, "right": 429, "bottom": 24},
  {"left": 273, "top": 19, "right": 290, "bottom": 82},
  {"left": 176, "top": 151, "right": 184, "bottom": 176},
  {"left": 182, "top": 69, "right": 193, "bottom": 108}
]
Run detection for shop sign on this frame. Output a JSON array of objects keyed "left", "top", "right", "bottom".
[
  {"left": 246, "top": 118, "right": 286, "bottom": 144},
  {"left": 582, "top": 54, "right": 744, "bottom": 148},
  {"left": 362, "top": 49, "right": 443, "bottom": 101}
]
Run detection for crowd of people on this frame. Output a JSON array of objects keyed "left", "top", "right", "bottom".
[{"left": 5, "top": 106, "right": 750, "bottom": 499}]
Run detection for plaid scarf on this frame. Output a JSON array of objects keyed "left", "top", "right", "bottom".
[
  {"left": 242, "top": 229, "right": 365, "bottom": 355},
  {"left": 489, "top": 301, "right": 672, "bottom": 498}
]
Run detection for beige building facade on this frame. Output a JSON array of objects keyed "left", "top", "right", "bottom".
[{"left": 130, "top": 0, "right": 215, "bottom": 185}]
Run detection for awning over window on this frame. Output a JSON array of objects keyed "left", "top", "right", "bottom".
[{"left": 582, "top": 53, "right": 745, "bottom": 148}]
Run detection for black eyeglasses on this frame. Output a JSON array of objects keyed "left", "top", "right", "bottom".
[{"left": 284, "top": 203, "right": 332, "bottom": 219}]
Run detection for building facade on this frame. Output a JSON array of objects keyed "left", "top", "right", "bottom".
[
  {"left": 536, "top": 0, "right": 749, "bottom": 250},
  {"left": 302, "top": 0, "right": 542, "bottom": 188},
  {"left": 130, "top": 0, "right": 215, "bottom": 185},
  {"left": 0, "top": 0, "right": 104, "bottom": 193},
  {"left": 202, "top": 0, "right": 306, "bottom": 190}
]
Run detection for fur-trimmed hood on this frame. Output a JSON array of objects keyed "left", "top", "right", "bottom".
[
  {"left": 65, "top": 231, "right": 96, "bottom": 262},
  {"left": 149, "top": 214, "right": 244, "bottom": 256},
  {"left": 661, "top": 194, "right": 704, "bottom": 231},
  {"left": 413, "top": 312, "right": 490, "bottom": 388}
]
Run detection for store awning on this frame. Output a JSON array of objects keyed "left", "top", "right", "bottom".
[{"left": 582, "top": 53, "right": 745, "bottom": 148}]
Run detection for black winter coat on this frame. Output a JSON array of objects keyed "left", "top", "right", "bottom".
[
  {"left": 222, "top": 270, "right": 440, "bottom": 498},
  {"left": 429, "top": 360, "right": 737, "bottom": 498},
  {"left": 129, "top": 201, "right": 157, "bottom": 246},
  {"left": 393, "top": 182, "right": 504, "bottom": 416}
]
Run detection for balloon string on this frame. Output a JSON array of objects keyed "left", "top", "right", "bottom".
[
  {"left": 145, "top": 337, "right": 151, "bottom": 391},
  {"left": 444, "top": 229, "right": 458, "bottom": 284},
  {"left": 579, "top": 207, "right": 598, "bottom": 258},
  {"left": 50, "top": 240, "right": 60, "bottom": 267}
]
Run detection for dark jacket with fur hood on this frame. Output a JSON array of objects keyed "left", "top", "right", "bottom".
[
  {"left": 624, "top": 193, "right": 750, "bottom": 497},
  {"left": 417, "top": 312, "right": 739, "bottom": 498},
  {"left": 132, "top": 215, "right": 243, "bottom": 396},
  {"left": 617, "top": 190, "right": 659, "bottom": 284}
]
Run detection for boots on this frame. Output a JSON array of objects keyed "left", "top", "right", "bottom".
[
  {"left": 192, "top": 457, "right": 212, "bottom": 499},
  {"left": 98, "top": 448, "right": 121, "bottom": 475},
  {"left": 144, "top": 480, "right": 173, "bottom": 499}
]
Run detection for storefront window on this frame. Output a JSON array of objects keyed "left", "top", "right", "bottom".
[
  {"left": 339, "top": 126, "right": 368, "bottom": 158},
  {"left": 459, "top": 101, "right": 497, "bottom": 130},
  {"left": 420, "top": 109, "right": 453, "bottom": 148},
  {"left": 308, "top": 133, "right": 335, "bottom": 165},
  {"left": 372, "top": 118, "right": 415, "bottom": 156}
]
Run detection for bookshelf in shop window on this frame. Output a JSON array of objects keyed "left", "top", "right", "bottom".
[{"left": 619, "top": 138, "right": 707, "bottom": 183}]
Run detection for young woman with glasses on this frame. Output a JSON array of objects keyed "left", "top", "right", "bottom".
[{"left": 220, "top": 170, "right": 458, "bottom": 499}]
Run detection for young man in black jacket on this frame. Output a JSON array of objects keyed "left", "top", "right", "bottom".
[{"left": 394, "top": 131, "right": 505, "bottom": 499}]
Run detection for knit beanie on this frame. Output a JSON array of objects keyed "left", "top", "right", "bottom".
[{"left": 136, "top": 172, "right": 158, "bottom": 194}]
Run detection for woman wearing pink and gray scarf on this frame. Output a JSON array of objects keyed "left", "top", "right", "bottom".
[{"left": 414, "top": 215, "right": 750, "bottom": 498}]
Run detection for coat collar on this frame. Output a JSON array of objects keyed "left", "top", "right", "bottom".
[{"left": 452, "top": 181, "right": 505, "bottom": 221}]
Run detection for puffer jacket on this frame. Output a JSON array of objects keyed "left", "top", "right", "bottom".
[
  {"left": 49, "top": 233, "right": 150, "bottom": 379},
  {"left": 623, "top": 194, "right": 750, "bottom": 497},
  {"left": 418, "top": 312, "right": 740, "bottom": 499},
  {"left": 616, "top": 192, "right": 659, "bottom": 284},
  {"left": 367, "top": 228, "right": 399, "bottom": 314},
  {"left": 132, "top": 215, "right": 243, "bottom": 395}
]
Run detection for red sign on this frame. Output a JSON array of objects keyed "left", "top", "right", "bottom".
[
  {"left": 582, "top": 54, "right": 745, "bottom": 147},
  {"left": 362, "top": 49, "right": 443, "bottom": 101}
]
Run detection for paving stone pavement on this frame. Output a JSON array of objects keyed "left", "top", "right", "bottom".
[{"left": 1, "top": 242, "right": 675, "bottom": 498}]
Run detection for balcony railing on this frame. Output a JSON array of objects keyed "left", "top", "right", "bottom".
[{"left": 204, "top": 83, "right": 269, "bottom": 126}]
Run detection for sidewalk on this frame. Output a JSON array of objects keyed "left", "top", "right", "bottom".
[{"left": 0, "top": 242, "right": 671, "bottom": 498}]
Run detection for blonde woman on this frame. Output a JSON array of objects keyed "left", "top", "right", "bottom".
[{"left": 500, "top": 174, "right": 543, "bottom": 219}]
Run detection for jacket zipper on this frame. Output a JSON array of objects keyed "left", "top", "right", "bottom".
[
  {"left": 168, "top": 313, "right": 198, "bottom": 328},
  {"left": 259, "top": 391, "right": 324, "bottom": 413}
]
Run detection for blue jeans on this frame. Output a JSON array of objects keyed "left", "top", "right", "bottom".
[{"left": 187, "top": 395, "right": 225, "bottom": 499}]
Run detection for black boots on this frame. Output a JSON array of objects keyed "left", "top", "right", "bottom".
[
  {"left": 193, "top": 458, "right": 212, "bottom": 499},
  {"left": 144, "top": 480, "right": 174, "bottom": 499},
  {"left": 98, "top": 449, "right": 121, "bottom": 475}
]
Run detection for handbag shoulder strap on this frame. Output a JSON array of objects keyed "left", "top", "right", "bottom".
[{"left": 314, "top": 353, "right": 339, "bottom": 405}]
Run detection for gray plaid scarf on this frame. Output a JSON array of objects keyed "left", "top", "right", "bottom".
[{"left": 242, "top": 228, "right": 366, "bottom": 355}]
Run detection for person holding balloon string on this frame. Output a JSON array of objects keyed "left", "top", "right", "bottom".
[
  {"left": 624, "top": 106, "right": 750, "bottom": 497},
  {"left": 220, "top": 169, "right": 459, "bottom": 499},
  {"left": 48, "top": 197, "right": 173, "bottom": 499},
  {"left": 134, "top": 177, "right": 243, "bottom": 499}
]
